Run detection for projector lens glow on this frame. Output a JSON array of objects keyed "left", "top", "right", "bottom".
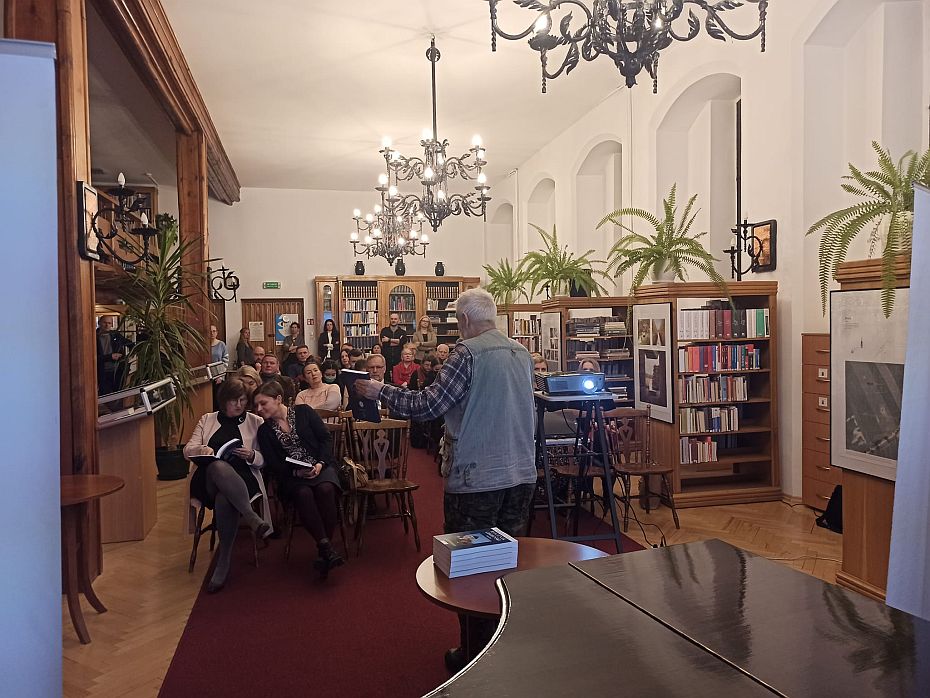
[{"left": 583, "top": 378, "right": 595, "bottom": 391}]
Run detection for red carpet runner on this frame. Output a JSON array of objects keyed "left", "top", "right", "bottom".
[{"left": 160, "top": 447, "right": 643, "bottom": 697}]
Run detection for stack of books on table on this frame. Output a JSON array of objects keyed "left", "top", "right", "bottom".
[{"left": 433, "top": 528, "right": 519, "bottom": 578}]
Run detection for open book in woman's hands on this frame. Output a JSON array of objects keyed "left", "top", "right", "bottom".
[{"left": 189, "top": 438, "right": 243, "bottom": 466}]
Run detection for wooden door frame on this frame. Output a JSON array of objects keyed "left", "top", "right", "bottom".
[{"left": 240, "top": 297, "right": 306, "bottom": 345}]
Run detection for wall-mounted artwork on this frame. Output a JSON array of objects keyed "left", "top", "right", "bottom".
[
  {"left": 751, "top": 220, "right": 776, "bottom": 272},
  {"left": 830, "top": 287, "right": 909, "bottom": 481},
  {"left": 76, "top": 181, "right": 101, "bottom": 261},
  {"left": 633, "top": 302, "right": 673, "bottom": 423}
]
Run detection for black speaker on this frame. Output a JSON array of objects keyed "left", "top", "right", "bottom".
[
  {"left": 395, "top": 259, "right": 406, "bottom": 276},
  {"left": 354, "top": 260, "right": 365, "bottom": 275}
]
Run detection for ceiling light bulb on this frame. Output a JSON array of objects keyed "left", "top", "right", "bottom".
[
  {"left": 117, "top": 172, "right": 126, "bottom": 187},
  {"left": 398, "top": 237, "right": 406, "bottom": 247},
  {"left": 417, "top": 212, "right": 425, "bottom": 220},
  {"left": 654, "top": 16, "right": 664, "bottom": 29},
  {"left": 378, "top": 173, "right": 388, "bottom": 186},
  {"left": 471, "top": 134, "right": 483, "bottom": 147},
  {"left": 350, "top": 231, "right": 359, "bottom": 241},
  {"left": 391, "top": 150, "right": 401, "bottom": 161},
  {"left": 365, "top": 213, "right": 374, "bottom": 223},
  {"left": 424, "top": 166, "right": 435, "bottom": 180},
  {"left": 353, "top": 208, "right": 361, "bottom": 218},
  {"left": 534, "top": 14, "right": 551, "bottom": 34},
  {"left": 436, "top": 155, "right": 445, "bottom": 166},
  {"left": 476, "top": 148, "right": 486, "bottom": 160},
  {"left": 437, "top": 189, "right": 446, "bottom": 200},
  {"left": 388, "top": 185, "right": 398, "bottom": 197},
  {"left": 140, "top": 212, "right": 149, "bottom": 226},
  {"left": 364, "top": 235, "right": 372, "bottom": 244},
  {"left": 421, "top": 234, "right": 429, "bottom": 243},
  {"left": 477, "top": 172, "right": 487, "bottom": 184},
  {"left": 373, "top": 228, "right": 382, "bottom": 237},
  {"left": 421, "top": 127, "right": 433, "bottom": 141},
  {"left": 374, "top": 204, "right": 382, "bottom": 214},
  {"left": 409, "top": 230, "right": 418, "bottom": 239},
  {"left": 381, "top": 136, "right": 392, "bottom": 148}
]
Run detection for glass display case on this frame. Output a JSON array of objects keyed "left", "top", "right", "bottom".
[{"left": 97, "top": 377, "right": 177, "bottom": 427}]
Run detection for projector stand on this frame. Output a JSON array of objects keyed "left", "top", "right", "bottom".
[{"left": 533, "top": 391, "right": 625, "bottom": 553}]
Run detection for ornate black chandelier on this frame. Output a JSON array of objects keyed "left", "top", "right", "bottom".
[
  {"left": 349, "top": 192, "right": 429, "bottom": 267},
  {"left": 486, "top": 0, "right": 768, "bottom": 93},
  {"left": 376, "top": 37, "right": 491, "bottom": 232},
  {"left": 91, "top": 172, "right": 160, "bottom": 266}
]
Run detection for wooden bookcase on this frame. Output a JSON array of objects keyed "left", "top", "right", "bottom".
[
  {"left": 633, "top": 282, "right": 781, "bottom": 508},
  {"left": 315, "top": 275, "right": 479, "bottom": 351},
  {"left": 498, "top": 303, "right": 544, "bottom": 354},
  {"left": 800, "top": 333, "right": 837, "bottom": 511}
]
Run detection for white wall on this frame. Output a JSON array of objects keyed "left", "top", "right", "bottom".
[{"left": 208, "top": 187, "right": 488, "bottom": 341}]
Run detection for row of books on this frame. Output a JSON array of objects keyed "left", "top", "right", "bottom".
[
  {"left": 679, "top": 435, "right": 740, "bottom": 464},
  {"left": 565, "top": 316, "right": 627, "bottom": 337},
  {"left": 680, "top": 406, "right": 740, "bottom": 434},
  {"left": 388, "top": 297, "right": 416, "bottom": 311},
  {"left": 567, "top": 337, "right": 630, "bottom": 357},
  {"left": 608, "top": 386, "right": 630, "bottom": 401},
  {"left": 678, "top": 344, "right": 762, "bottom": 372},
  {"left": 514, "top": 336, "right": 541, "bottom": 353},
  {"left": 678, "top": 375, "right": 749, "bottom": 404},
  {"left": 342, "top": 283, "right": 377, "bottom": 300},
  {"left": 343, "top": 311, "right": 378, "bottom": 325},
  {"left": 433, "top": 528, "right": 518, "bottom": 579},
  {"left": 678, "top": 306, "right": 769, "bottom": 340},
  {"left": 512, "top": 316, "right": 541, "bottom": 336},
  {"left": 345, "top": 299, "right": 377, "bottom": 312},
  {"left": 343, "top": 324, "right": 378, "bottom": 338},
  {"left": 426, "top": 298, "right": 454, "bottom": 310},
  {"left": 426, "top": 284, "right": 460, "bottom": 300}
]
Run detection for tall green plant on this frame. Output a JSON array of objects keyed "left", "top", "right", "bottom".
[
  {"left": 807, "top": 141, "right": 930, "bottom": 317},
  {"left": 119, "top": 213, "right": 207, "bottom": 446},
  {"left": 597, "top": 184, "right": 729, "bottom": 297},
  {"left": 483, "top": 258, "right": 530, "bottom": 306},
  {"left": 520, "top": 224, "right": 609, "bottom": 298}
]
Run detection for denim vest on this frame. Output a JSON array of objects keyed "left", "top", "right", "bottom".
[{"left": 443, "top": 329, "right": 537, "bottom": 494}]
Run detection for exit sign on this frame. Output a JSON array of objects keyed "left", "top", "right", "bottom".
[{"left": 262, "top": 281, "right": 281, "bottom": 290}]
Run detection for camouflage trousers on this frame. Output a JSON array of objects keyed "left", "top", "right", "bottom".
[{"left": 442, "top": 483, "right": 536, "bottom": 537}]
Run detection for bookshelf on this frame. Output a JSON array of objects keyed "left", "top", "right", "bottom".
[
  {"left": 426, "top": 281, "right": 461, "bottom": 343},
  {"left": 340, "top": 279, "right": 379, "bottom": 350},
  {"left": 498, "top": 303, "right": 543, "bottom": 354},
  {"left": 634, "top": 281, "right": 780, "bottom": 508}
]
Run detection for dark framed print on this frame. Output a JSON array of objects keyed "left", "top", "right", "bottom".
[
  {"left": 751, "top": 220, "right": 776, "bottom": 272},
  {"left": 77, "top": 181, "right": 101, "bottom": 261}
]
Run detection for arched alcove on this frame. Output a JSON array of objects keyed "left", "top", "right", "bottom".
[
  {"left": 527, "top": 177, "right": 556, "bottom": 245},
  {"left": 574, "top": 139, "right": 622, "bottom": 292},
  {"left": 655, "top": 73, "right": 741, "bottom": 280},
  {"left": 486, "top": 201, "right": 515, "bottom": 267},
  {"left": 802, "top": 0, "right": 925, "bottom": 328}
]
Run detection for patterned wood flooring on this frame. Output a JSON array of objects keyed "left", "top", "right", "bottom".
[{"left": 62, "top": 479, "right": 842, "bottom": 697}]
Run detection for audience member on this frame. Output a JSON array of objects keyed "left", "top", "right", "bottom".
[
  {"left": 235, "top": 328, "right": 254, "bottom": 369},
  {"left": 409, "top": 353, "right": 438, "bottom": 391},
  {"left": 236, "top": 365, "right": 261, "bottom": 400},
  {"left": 435, "top": 343, "right": 450, "bottom": 367},
  {"left": 379, "top": 312, "right": 407, "bottom": 376},
  {"left": 285, "top": 345, "right": 314, "bottom": 383},
  {"left": 317, "top": 319, "right": 340, "bottom": 362},
  {"left": 365, "top": 353, "right": 387, "bottom": 384},
  {"left": 96, "top": 315, "right": 132, "bottom": 395},
  {"left": 339, "top": 349, "right": 352, "bottom": 370},
  {"left": 392, "top": 347, "right": 417, "bottom": 388},
  {"left": 295, "top": 361, "right": 342, "bottom": 411},
  {"left": 279, "top": 321, "right": 304, "bottom": 363},
  {"left": 371, "top": 343, "right": 382, "bottom": 355},
  {"left": 354, "top": 288, "right": 536, "bottom": 671},
  {"left": 411, "top": 315, "right": 438, "bottom": 363},
  {"left": 210, "top": 325, "right": 229, "bottom": 366},
  {"left": 252, "top": 345, "right": 266, "bottom": 372},
  {"left": 254, "top": 381, "right": 343, "bottom": 578},
  {"left": 341, "top": 342, "right": 354, "bottom": 353},
  {"left": 353, "top": 358, "right": 368, "bottom": 371},
  {"left": 531, "top": 352, "right": 547, "bottom": 372},
  {"left": 183, "top": 378, "right": 271, "bottom": 593},
  {"left": 579, "top": 358, "right": 601, "bottom": 373},
  {"left": 259, "top": 354, "right": 297, "bottom": 405}
]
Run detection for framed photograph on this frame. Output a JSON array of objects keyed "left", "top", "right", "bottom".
[
  {"left": 76, "top": 181, "right": 101, "bottom": 261},
  {"left": 830, "top": 288, "right": 909, "bottom": 481},
  {"left": 751, "top": 220, "right": 776, "bottom": 273},
  {"left": 633, "top": 303, "right": 673, "bottom": 423},
  {"left": 540, "top": 312, "right": 562, "bottom": 372}
]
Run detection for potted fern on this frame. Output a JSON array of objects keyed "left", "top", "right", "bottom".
[
  {"left": 521, "top": 224, "right": 609, "bottom": 298},
  {"left": 597, "top": 184, "right": 729, "bottom": 296},
  {"left": 807, "top": 141, "right": 929, "bottom": 317},
  {"left": 483, "top": 258, "right": 530, "bottom": 306},
  {"left": 119, "top": 213, "right": 208, "bottom": 480}
]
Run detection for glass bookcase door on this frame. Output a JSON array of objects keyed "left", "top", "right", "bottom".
[{"left": 388, "top": 284, "right": 417, "bottom": 334}]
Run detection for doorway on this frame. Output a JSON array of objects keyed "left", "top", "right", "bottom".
[{"left": 240, "top": 298, "right": 305, "bottom": 354}]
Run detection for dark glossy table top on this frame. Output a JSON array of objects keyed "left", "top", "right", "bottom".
[
  {"left": 60, "top": 474, "right": 124, "bottom": 507},
  {"left": 573, "top": 539, "right": 930, "bottom": 697}
]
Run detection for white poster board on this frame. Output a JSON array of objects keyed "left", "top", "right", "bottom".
[
  {"left": 248, "top": 321, "right": 264, "bottom": 342},
  {"left": 887, "top": 183, "right": 930, "bottom": 620},
  {"left": 633, "top": 303, "right": 673, "bottom": 423},
  {"left": 829, "top": 288, "right": 909, "bottom": 481}
]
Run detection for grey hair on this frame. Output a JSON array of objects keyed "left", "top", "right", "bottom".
[{"left": 456, "top": 288, "right": 497, "bottom": 325}]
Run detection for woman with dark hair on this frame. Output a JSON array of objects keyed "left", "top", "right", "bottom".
[
  {"left": 279, "top": 321, "right": 304, "bottom": 363},
  {"left": 235, "top": 327, "right": 254, "bottom": 368},
  {"left": 253, "top": 381, "right": 344, "bottom": 577},
  {"left": 317, "top": 319, "right": 340, "bottom": 362},
  {"left": 339, "top": 349, "right": 352, "bottom": 370},
  {"left": 295, "top": 361, "right": 341, "bottom": 410},
  {"left": 183, "top": 378, "right": 271, "bottom": 592},
  {"left": 408, "top": 353, "right": 438, "bottom": 391}
]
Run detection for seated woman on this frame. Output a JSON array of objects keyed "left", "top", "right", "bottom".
[
  {"left": 408, "top": 353, "right": 437, "bottom": 391},
  {"left": 253, "top": 381, "right": 344, "bottom": 577},
  {"left": 295, "top": 360, "right": 342, "bottom": 411},
  {"left": 183, "top": 378, "right": 272, "bottom": 593},
  {"left": 391, "top": 347, "right": 417, "bottom": 388},
  {"left": 531, "top": 352, "right": 548, "bottom": 372},
  {"left": 236, "top": 365, "right": 261, "bottom": 399},
  {"left": 579, "top": 358, "right": 601, "bottom": 373}
]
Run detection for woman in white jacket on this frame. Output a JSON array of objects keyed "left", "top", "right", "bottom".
[{"left": 184, "top": 377, "right": 272, "bottom": 592}]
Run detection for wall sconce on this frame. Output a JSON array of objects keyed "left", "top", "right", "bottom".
[
  {"left": 724, "top": 218, "right": 764, "bottom": 282},
  {"left": 208, "top": 265, "right": 240, "bottom": 302},
  {"left": 86, "top": 173, "right": 159, "bottom": 267}
]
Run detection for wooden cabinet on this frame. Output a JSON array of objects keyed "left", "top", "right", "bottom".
[{"left": 801, "top": 333, "right": 838, "bottom": 510}]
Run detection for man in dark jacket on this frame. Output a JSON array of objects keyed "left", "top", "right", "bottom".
[{"left": 96, "top": 316, "right": 132, "bottom": 395}]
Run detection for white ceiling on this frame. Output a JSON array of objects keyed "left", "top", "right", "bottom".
[{"left": 159, "top": 0, "right": 626, "bottom": 191}]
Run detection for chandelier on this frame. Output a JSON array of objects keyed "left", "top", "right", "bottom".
[
  {"left": 376, "top": 37, "right": 491, "bottom": 232},
  {"left": 91, "top": 172, "right": 160, "bottom": 266},
  {"left": 486, "top": 0, "right": 768, "bottom": 93},
  {"left": 349, "top": 193, "right": 429, "bottom": 267}
]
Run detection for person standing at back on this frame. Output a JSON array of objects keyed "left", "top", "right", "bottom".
[
  {"left": 379, "top": 312, "right": 407, "bottom": 381},
  {"left": 235, "top": 327, "right": 254, "bottom": 369},
  {"left": 279, "top": 321, "right": 303, "bottom": 364},
  {"left": 355, "top": 288, "right": 537, "bottom": 671}
]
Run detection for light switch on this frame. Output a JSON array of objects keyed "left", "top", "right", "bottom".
[{"left": 817, "top": 367, "right": 829, "bottom": 380}]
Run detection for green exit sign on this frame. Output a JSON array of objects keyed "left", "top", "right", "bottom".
[{"left": 262, "top": 281, "right": 281, "bottom": 290}]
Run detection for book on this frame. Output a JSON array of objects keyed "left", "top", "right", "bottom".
[
  {"left": 433, "top": 527, "right": 519, "bottom": 578},
  {"left": 189, "top": 438, "right": 242, "bottom": 466},
  {"left": 285, "top": 456, "right": 317, "bottom": 469},
  {"left": 340, "top": 369, "right": 382, "bottom": 422}
]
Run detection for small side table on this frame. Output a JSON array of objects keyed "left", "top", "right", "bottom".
[{"left": 60, "top": 474, "right": 124, "bottom": 644}]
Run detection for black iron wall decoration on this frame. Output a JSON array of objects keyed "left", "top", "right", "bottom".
[
  {"left": 486, "top": 0, "right": 768, "bottom": 93},
  {"left": 208, "top": 265, "right": 240, "bottom": 302},
  {"left": 86, "top": 173, "right": 159, "bottom": 266},
  {"left": 723, "top": 217, "right": 764, "bottom": 281}
]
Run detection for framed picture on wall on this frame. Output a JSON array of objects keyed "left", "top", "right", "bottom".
[
  {"left": 750, "top": 220, "right": 776, "bottom": 273},
  {"left": 76, "top": 181, "right": 101, "bottom": 261},
  {"left": 633, "top": 302, "right": 674, "bottom": 423},
  {"left": 830, "top": 287, "right": 909, "bottom": 482}
]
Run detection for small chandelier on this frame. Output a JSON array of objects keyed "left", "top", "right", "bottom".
[
  {"left": 91, "top": 172, "right": 159, "bottom": 266},
  {"left": 377, "top": 37, "right": 491, "bottom": 232},
  {"left": 349, "top": 199, "right": 429, "bottom": 267},
  {"left": 208, "top": 265, "right": 241, "bottom": 302},
  {"left": 486, "top": 0, "right": 768, "bottom": 93}
]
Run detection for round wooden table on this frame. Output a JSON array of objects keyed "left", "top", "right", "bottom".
[
  {"left": 61, "top": 474, "right": 124, "bottom": 644},
  {"left": 416, "top": 537, "right": 608, "bottom": 618}
]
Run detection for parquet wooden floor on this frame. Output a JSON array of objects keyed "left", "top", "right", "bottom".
[{"left": 62, "top": 479, "right": 842, "bottom": 697}]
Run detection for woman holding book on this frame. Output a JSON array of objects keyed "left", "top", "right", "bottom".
[
  {"left": 183, "top": 378, "right": 272, "bottom": 593},
  {"left": 253, "top": 381, "right": 344, "bottom": 577}
]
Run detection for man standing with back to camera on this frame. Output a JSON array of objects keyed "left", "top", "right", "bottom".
[{"left": 355, "top": 287, "right": 537, "bottom": 673}]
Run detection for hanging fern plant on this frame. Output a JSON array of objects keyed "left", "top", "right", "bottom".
[{"left": 807, "top": 141, "right": 930, "bottom": 317}]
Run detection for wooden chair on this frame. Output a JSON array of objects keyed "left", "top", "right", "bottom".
[
  {"left": 188, "top": 495, "right": 261, "bottom": 572},
  {"left": 346, "top": 417, "right": 420, "bottom": 553},
  {"left": 601, "top": 407, "right": 680, "bottom": 532}
]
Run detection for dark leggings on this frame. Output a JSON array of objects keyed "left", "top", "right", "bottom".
[
  {"left": 292, "top": 482, "right": 338, "bottom": 544},
  {"left": 205, "top": 460, "right": 262, "bottom": 585}
]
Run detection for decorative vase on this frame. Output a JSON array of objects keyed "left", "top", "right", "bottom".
[
  {"left": 569, "top": 279, "right": 588, "bottom": 297},
  {"left": 435, "top": 261, "right": 445, "bottom": 277},
  {"left": 395, "top": 259, "right": 406, "bottom": 276},
  {"left": 354, "top": 260, "right": 365, "bottom": 275},
  {"left": 652, "top": 259, "right": 677, "bottom": 282},
  {"left": 155, "top": 445, "right": 189, "bottom": 481}
]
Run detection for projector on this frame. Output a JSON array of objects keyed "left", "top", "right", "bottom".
[{"left": 537, "top": 372, "right": 606, "bottom": 396}]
